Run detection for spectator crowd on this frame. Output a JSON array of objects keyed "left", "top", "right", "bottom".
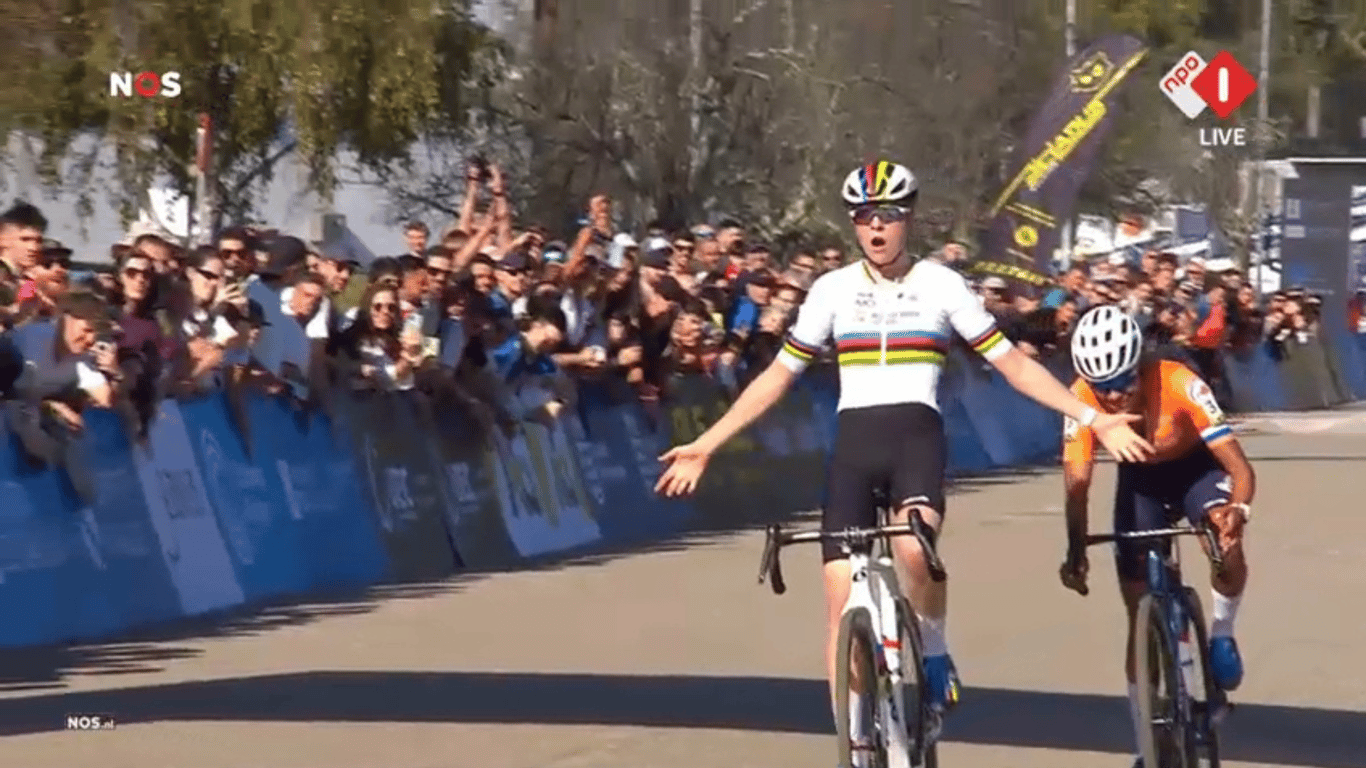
[{"left": 0, "top": 160, "right": 1343, "bottom": 478}]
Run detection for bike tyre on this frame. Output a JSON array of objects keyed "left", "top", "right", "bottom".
[
  {"left": 1135, "top": 593, "right": 1189, "bottom": 768},
  {"left": 1182, "top": 587, "right": 1222, "bottom": 768},
  {"left": 836, "top": 607, "right": 887, "bottom": 768},
  {"left": 892, "top": 597, "right": 935, "bottom": 768}
]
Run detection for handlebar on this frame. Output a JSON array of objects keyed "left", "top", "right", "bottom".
[
  {"left": 1077, "top": 524, "right": 1225, "bottom": 593},
  {"left": 757, "top": 511, "right": 947, "bottom": 596}
]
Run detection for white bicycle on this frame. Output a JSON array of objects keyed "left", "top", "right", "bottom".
[{"left": 758, "top": 489, "right": 946, "bottom": 768}]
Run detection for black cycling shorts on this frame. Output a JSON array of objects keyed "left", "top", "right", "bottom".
[
  {"left": 822, "top": 402, "right": 947, "bottom": 562},
  {"left": 1112, "top": 446, "right": 1230, "bottom": 581}
]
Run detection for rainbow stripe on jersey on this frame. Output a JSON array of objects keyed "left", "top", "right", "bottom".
[{"left": 835, "top": 330, "right": 949, "bottom": 367}]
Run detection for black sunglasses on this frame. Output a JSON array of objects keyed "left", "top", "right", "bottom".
[
  {"left": 194, "top": 267, "right": 224, "bottom": 281},
  {"left": 123, "top": 266, "right": 153, "bottom": 279},
  {"left": 849, "top": 205, "right": 911, "bottom": 225}
]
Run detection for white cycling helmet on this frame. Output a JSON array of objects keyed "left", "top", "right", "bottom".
[
  {"left": 841, "top": 161, "right": 918, "bottom": 207},
  {"left": 1071, "top": 305, "right": 1143, "bottom": 383}
]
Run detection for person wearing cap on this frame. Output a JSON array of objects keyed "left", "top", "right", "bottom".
[
  {"left": 485, "top": 298, "right": 572, "bottom": 425},
  {"left": 607, "top": 232, "right": 638, "bottom": 269},
  {"left": 246, "top": 235, "right": 316, "bottom": 400},
  {"left": 725, "top": 267, "right": 775, "bottom": 337},
  {"left": 980, "top": 275, "right": 1010, "bottom": 310},
  {"left": 313, "top": 240, "right": 360, "bottom": 298},
  {"left": 2, "top": 290, "right": 123, "bottom": 466},
  {"left": 539, "top": 240, "right": 569, "bottom": 286},
  {"left": 490, "top": 248, "right": 533, "bottom": 321},
  {"left": 13, "top": 238, "right": 74, "bottom": 321},
  {"left": 639, "top": 240, "right": 672, "bottom": 286}
]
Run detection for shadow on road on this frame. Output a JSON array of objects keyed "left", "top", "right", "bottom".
[{"left": 0, "top": 670, "right": 1360, "bottom": 766}]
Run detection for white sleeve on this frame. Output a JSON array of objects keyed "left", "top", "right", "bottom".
[
  {"left": 75, "top": 360, "right": 108, "bottom": 395},
  {"left": 211, "top": 315, "right": 241, "bottom": 346},
  {"left": 775, "top": 271, "right": 836, "bottom": 373},
  {"left": 937, "top": 264, "right": 1012, "bottom": 361},
  {"left": 305, "top": 297, "right": 331, "bottom": 340}
]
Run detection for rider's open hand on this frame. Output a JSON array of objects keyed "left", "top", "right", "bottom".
[
  {"left": 1059, "top": 552, "right": 1090, "bottom": 596},
  {"left": 1091, "top": 412, "right": 1154, "bottom": 463},
  {"left": 655, "top": 441, "right": 712, "bottom": 497}
]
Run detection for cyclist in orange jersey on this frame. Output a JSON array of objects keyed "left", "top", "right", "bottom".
[{"left": 1057, "top": 306, "right": 1254, "bottom": 768}]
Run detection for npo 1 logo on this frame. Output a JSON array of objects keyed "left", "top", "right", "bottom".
[
  {"left": 108, "top": 71, "right": 182, "bottom": 98},
  {"left": 1160, "top": 51, "right": 1256, "bottom": 119}
]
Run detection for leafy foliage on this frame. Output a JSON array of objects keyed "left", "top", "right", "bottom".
[{"left": 0, "top": 0, "right": 497, "bottom": 228}]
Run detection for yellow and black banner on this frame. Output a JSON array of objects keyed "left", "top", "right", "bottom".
[{"left": 983, "top": 34, "right": 1148, "bottom": 279}]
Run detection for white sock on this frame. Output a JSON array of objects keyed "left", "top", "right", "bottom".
[
  {"left": 1127, "top": 683, "right": 1144, "bottom": 756},
  {"left": 918, "top": 614, "right": 948, "bottom": 657},
  {"left": 1210, "top": 590, "right": 1241, "bottom": 638}
]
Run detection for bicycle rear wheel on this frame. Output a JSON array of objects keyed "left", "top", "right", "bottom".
[
  {"left": 892, "top": 597, "right": 936, "bottom": 768},
  {"left": 836, "top": 608, "right": 887, "bottom": 768},
  {"left": 1182, "top": 587, "right": 1222, "bottom": 768},
  {"left": 1135, "top": 593, "right": 1191, "bottom": 768}
]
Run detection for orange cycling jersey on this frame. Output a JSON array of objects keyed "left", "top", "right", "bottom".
[{"left": 1063, "top": 359, "right": 1234, "bottom": 466}]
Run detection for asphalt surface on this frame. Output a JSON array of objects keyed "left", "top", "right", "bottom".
[{"left": 0, "top": 427, "right": 1364, "bottom": 768}]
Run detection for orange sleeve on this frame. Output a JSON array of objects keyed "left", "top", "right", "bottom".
[
  {"left": 1165, "top": 362, "right": 1234, "bottom": 447},
  {"left": 1062, "top": 379, "right": 1097, "bottom": 467}
]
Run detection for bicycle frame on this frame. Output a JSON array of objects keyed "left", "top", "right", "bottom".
[
  {"left": 758, "top": 506, "right": 946, "bottom": 768},
  {"left": 841, "top": 536, "right": 915, "bottom": 766},
  {"left": 1086, "top": 523, "right": 1226, "bottom": 764}
]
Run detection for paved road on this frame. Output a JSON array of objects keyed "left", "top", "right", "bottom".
[{"left": 1, "top": 429, "right": 1364, "bottom": 768}]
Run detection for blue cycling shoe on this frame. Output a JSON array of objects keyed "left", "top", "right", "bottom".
[
  {"left": 923, "top": 654, "right": 961, "bottom": 711},
  {"left": 1209, "top": 636, "right": 1243, "bottom": 691}
]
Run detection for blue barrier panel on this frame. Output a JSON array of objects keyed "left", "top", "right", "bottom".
[
  {"left": 941, "top": 390, "right": 994, "bottom": 474},
  {"left": 0, "top": 432, "right": 105, "bottom": 645},
  {"left": 1329, "top": 330, "right": 1366, "bottom": 399},
  {"left": 182, "top": 394, "right": 312, "bottom": 603},
  {"left": 271, "top": 399, "right": 389, "bottom": 589},
  {"left": 81, "top": 412, "right": 181, "bottom": 631},
  {"left": 575, "top": 384, "right": 693, "bottom": 540}
]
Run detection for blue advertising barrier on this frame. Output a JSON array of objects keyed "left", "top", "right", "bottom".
[
  {"left": 574, "top": 383, "right": 694, "bottom": 542},
  {"left": 4, "top": 334, "right": 1366, "bottom": 648}
]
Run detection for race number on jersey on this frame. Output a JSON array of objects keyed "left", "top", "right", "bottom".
[{"left": 1186, "top": 378, "right": 1225, "bottom": 424}]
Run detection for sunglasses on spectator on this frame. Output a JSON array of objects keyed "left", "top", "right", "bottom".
[
  {"left": 500, "top": 268, "right": 528, "bottom": 276},
  {"left": 427, "top": 266, "right": 452, "bottom": 278},
  {"left": 43, "top": 257, "right": 71, "bottom": 269},
  {"left": 123, "top": 266, "right": 153, "bottom": 280},
  {"left": 194, "top": 267, "right": 223, "bottom": 281},
  {"left": 219, "top": 247, "right": 248, "bottom": 258},
  {"left": 371, "top": 302, "right": 398, "bottom": 313},
  {"left": 849, "top": 205, "right": 911, "bottom": 225}
]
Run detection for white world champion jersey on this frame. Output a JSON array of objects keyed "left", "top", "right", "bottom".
[{"left": 776, "top": 259, "right": 1012, "bottom": 412}]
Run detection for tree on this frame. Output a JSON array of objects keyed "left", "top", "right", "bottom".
[{"left": 0, "top": 0, "right": 498, "bottom": 231}]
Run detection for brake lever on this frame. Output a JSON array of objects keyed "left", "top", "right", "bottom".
[
  {"left": 758, "top": 524, "right": 787, "bottom": 594},
  {"left": 910, "top": 513, "right": 947, "bottom": 583},
  {"left": 1201, "top": 524, "right": 1226, "bottom": 576}
]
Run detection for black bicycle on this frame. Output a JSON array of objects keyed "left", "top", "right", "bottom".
[
  {"left": 1083, "top": 523, "right": 1231, "bottom": 768},
  {"left": 759, "top": 490, "right": 946, "bottom": 768}
]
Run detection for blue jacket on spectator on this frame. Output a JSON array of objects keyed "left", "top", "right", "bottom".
[
  {"left": 727, "top": 295, "right": 761, "bottom": 335},
  {"left": 488, "top": 333, "right": 557, "bottom": 384}
]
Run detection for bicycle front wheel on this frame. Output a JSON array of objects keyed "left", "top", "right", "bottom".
[
  {"left": 836, "top": 607, "right": 887, "bottom": 768},
  {"left": 1135, "top": 593, "right": 1190, "bottom": 768},
  {"left": 1182, "top": 587, "right": 1222, "bottom": 768},
  {"left": 892, "top": 597, "right": 935, "bottom": 768}
]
